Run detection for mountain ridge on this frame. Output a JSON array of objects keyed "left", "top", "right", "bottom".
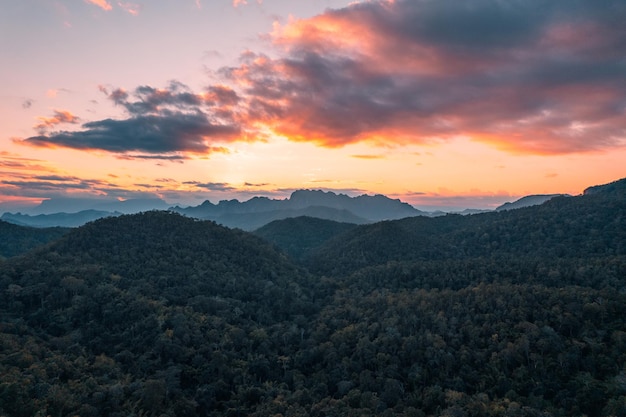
[
  {"left": 306, "top": 178, "right": 626, "bottom": 277},
  {"left": 171, "top": 189, "right": 428, "bottom": 229},
  {"left": 1, "top": 209, "right": 121, "bottom": 228},
  {"left": 2, "top": 189, "right": 429, "bottom": 229},
  {"left": 495, "top": 194, "right": 569, "bottom": 211},
  {"left": 3, "top": 179, "right": 625, "bottom": 229}
]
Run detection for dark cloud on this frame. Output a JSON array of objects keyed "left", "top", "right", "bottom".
[
  {"left": 183, "top": 181, "right": 236, "bottom": 192},
  {"left": 110, "top": 83, "right": 204, "bottom": 115},
  {"left": 2, "top": 180, "right": 90, "bottom": 191},
  {"left": 1, "top": 177, "right": 115, "bottom": 192},
  {"left": 387, "top": 0, "right": 548, "bottom": 50},
  {"left": 33, "top": 175, "right": 81, "bottom": 181},
  {"left": 21, "top": 112, "right": 239, "bottom": 155},
  {"left": 204, "top": 85, "right": 240, "bottom": 106},
  {"left": 0, "top": 173, "right": 142, "bottom": 200},
  {"left": 228, "top": 0, "right": 626, "bottom": 153},
  {"left": 243, "top": 182, "right": 270, "bottom": 187},
  {"left": 115, "top": 154, "right": 190, "bottom": 161},
  {"left": 19, "top": 81, "right": 242, "bottom": 158},
  {"left": 22, "top": 99, "right": 34, "bottom": 109}
]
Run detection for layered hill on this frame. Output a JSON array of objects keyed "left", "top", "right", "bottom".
[
  {"left": 22, "top": 196, "right": 170, "bottom": 215},
  {"left": 254, "top": 216, "right": 359, "bottom": 260},
  {"left": 306, "top": 178, "right": 626, "bottom": 278},
  {"left": 172, "top": 189, "right": 427, "bottom": 230},
  {"left": 3, "top": 189, "right": 427, "bottom": 229},
  {"left": 0, "top": 220, "right": 69, "bottom": 259},
  {"left": 1, "top": 209, "right": 121, "bottom": 228}
]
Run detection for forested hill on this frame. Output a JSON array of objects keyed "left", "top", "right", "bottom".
[
  {"left": 0, "top": 211, "right": 316, "bottom": 416},
  {"left": 3, "top": 211, "right": 311, "bottom": 316},
  {"left": 306, "top": 178, "right": 626, "bottom": 278},
  {"left": 254, "top": 216, "right": 359, "bottom": 260},
  {"left": 0, "top": 220, "right": 69, "bottom": 259}
]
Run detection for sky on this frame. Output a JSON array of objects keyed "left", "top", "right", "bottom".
[{"left": 1, "top": 0, "right": 625, "bottom": 212}]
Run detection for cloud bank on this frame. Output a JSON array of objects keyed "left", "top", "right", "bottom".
[
  {"left": 21, "top": 82, "right": 241, "bottom": 159},
  {"left": 239, "top": 0, "right": 626, "bottom": 153},
  {"left": 20, "top": 0, "right": 626, "bottom": 157}
]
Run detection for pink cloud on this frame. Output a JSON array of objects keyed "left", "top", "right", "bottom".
[
  {"left": 84, "top": 0, "right": 113, "bottom": 11},
  {"left": 232, "top": 0, "right": 262, "bottom": 8},
  {"left": 227, "top": 0, "right": 626, "bottom": 154},
  {"left": 34, "top": 110, "right": 80, "bottom": 132},
  {"left": 118, "top": 2, "right": 141, "bottom": 16}
]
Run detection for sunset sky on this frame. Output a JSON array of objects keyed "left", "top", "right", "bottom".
[{"left": 2, "top": 0, "right": 625, "bottom": 212}]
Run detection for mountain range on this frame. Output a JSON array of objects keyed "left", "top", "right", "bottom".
[{"left": 2, "top": 188, "right": 569, "bottom": 229}]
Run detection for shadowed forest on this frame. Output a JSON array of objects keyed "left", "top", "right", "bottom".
[{"left": 1, "top": 179, "right": 625, "bottom": 416}]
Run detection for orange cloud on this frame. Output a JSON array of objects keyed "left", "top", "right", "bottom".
[
  {"left": 0, "top": 152, "right": 50, "bottom": 173},
  {"left": 85, "top": 0, "right": 113, "bottom": 11},
  {"left": 225, "top": 1, "right": 626, "bottom": 155},
  {"left": 34, "top": 110, "right": 80, "bottom": 132},
  {"left": 232, "top": 0, "right": 261, "bottom": 8},
  {"left": 351, "top": 154, "right": 386, "bottom": 160}
]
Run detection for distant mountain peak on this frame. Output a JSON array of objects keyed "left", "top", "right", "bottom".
[
  {"left": 170, "top": 189, "right": 426, "bottom": 230},
  {"left": 29, "top": 196, "right": 170, "bottom": 215}
]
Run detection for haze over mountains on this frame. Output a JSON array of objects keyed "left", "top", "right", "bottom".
[
  {"left": 1, "top": 190, "right": 426, "bottom": 229},
  {"left": 3, "top": 188, "right": 568, "bottom": 229}
]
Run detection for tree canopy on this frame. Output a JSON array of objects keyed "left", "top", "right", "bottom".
[{"left": 0, "top": 179, "right": 625, "bottom": 416}]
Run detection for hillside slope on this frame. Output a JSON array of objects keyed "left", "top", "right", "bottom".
[
  {"left": 0, "top": 211, "right": 314, "bottom": 416},
  {"left": 254, "top": 216, "right": 359, "bottom": 260},
  {"left": 307, "top": 179, "right": 626, "bottom": 277},
  {"left": 0, "top": 220, "right": 68, "bottom": 259},
  {"left": 495, "top": 194, "right": 568, "bottom": 211}
]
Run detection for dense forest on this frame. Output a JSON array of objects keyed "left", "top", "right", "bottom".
[
  {"left": 0, "top": 220, "right": 68, "bottom": 260},
  {"left": 1, "top": 179, "right": 625, "bottom": 416}
]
